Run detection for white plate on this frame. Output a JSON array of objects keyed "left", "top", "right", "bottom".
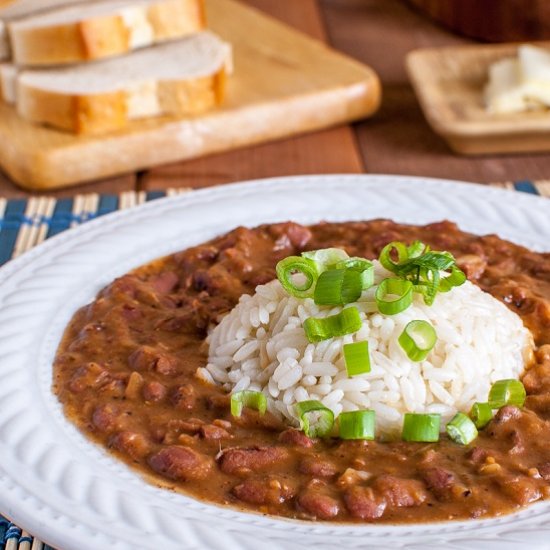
[{"left": 0, "top": 175, "right": 549, "bottom": 550}]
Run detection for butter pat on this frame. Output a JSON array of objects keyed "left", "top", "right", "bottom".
[{"left": 485, "top": 45, "right": 550, "bottom": 113}]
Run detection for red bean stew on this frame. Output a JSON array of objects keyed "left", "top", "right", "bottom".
[{"left": 53, "top": 220, "right": 550, "bottom": 522}]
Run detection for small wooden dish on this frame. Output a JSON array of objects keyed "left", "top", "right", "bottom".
[{"left": 406, "top": 42, "right": 550, "bottom": 155}]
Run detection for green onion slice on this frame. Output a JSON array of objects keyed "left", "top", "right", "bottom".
[
  {"left": 335, "top": 258, "right": 375, "bottom": 289},
  {"left": 402, "top": 413, "right": 441, "bottom": 442},
  {"left": 446, "top": 412, "right": 478, "bottom": 445},
  {"left": 314, "top": 269, "right": 362, "bottom": 306},
  {"left": 343, "top": 341, "right": 371, "bottom": 376},
  {"left": 302, "top": 248, "right": 349, "bottom": 272},
  {"left": 303, "top": 306, "right": 363, "bottom": 343},
  {"left": 276, "top": 256, "right": 318, "bottom": 298},
  {"left": 379, "top": 241, "right": 409, "bottom": 272},
  {"left": 230, "top": 390, "right": 267, "bottom": 417},
  {"left": 470, "top": 402, "right": 493, "bottom": 429},
  {"left": 439, "top": 266, "right": 467, "bottom": 292},
  {"left": 375, "top": 278, "right": 413, "bottom": 315},
  {"left": 398, "top": 320, "right": 437, "bottom": 362},
  {"left": 488, "top": 379, "right": 526, "bottom": 408},
  {"left": 407, "top": 240, "right": 428, "bottom": 259},
  {"left": 295, "top": 400, "right": 334, "bottom": 438},
  {"left": 339, "top": 410, "right": 375, "bottom": 440}
]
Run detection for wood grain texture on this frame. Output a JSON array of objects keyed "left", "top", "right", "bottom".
[
  {"left": 321, "top": 0, "right": 550, "bottom": 183},
  {"left": 0, "top": 0, "right": 379, "bottom": 191},
  {"left": 142, "top": 0, "right": 365, "bottom": 191}
]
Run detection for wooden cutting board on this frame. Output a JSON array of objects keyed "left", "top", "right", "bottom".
[{"left": 0, "top": 0, "right": 380, "bottom": 191}]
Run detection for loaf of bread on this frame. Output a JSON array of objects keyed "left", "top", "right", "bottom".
[
  {"left": 3, "top": 0, "right": 205, "bottom": 66},
  {"left": 2, "top": 31, "right": 232, "bottom": 134}
]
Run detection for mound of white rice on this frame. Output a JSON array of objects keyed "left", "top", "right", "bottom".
[{"left": 199, "top": 261, "right": 533, "bottom": 437}]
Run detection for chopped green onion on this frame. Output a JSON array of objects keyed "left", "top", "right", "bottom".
[
  {"left": 407, "top": 240, "right": 428, "bottom": 259},
  {"left": 488, "top": 379, "right": 526, "bottom": 408},
  {"left": 398, "top": 320, "right": 437, "bottom": 362},
  {"left": 295, "top": 400, "right": 334, "bottom": 438},
  {"left": 379, "top": 241, "right": 409, "bottom": 272},
  {"left": 439, "top": 266, "right": 467, "bottom": 292},
  {"left": 375, "top": 278, "right": 413, "bottom": 315},
  {"left": 335, "top": 258, "right": 375, "bottom": 289},
  {"left": 276, "top": 256, "right": 318, "bottom": 298},
  {"left": 302, "top": 248, "right": 349, "bottom": 272},
  {"left": 314, "top": 269, "right": 362, "bottom": 306},
  {"left": 303, "top": 306, "right": 363, "bottom": 342},
  {"left": 470, "top": 402, "right": 493, "bottom": 429},
  {"left": 446, "top": 412, "right": 478, "bottom": 445},
  {"left": 343, "top": 341, "right": 371, "bottom": 376},
  {"left": 230, "top": 390, "right": 267, "bottom": 417},
  {"left": 402, "top": 413, "right": 441, "bottom": 442},
  {"left": 339, "top": 410, "right": 375, "bottom": 440}
]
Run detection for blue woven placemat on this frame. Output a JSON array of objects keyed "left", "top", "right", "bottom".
[{"left": 0, "top": 181, "right": 547, "bottom": 550}]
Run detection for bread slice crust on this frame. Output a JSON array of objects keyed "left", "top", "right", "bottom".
[{"left": 9, "top": 0, "right": 206, "bottom": 66}]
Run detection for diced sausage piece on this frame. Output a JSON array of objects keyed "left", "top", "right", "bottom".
[
  {"left": 233, "top": 477, "right": 295, "bottom": 505},
  {"left": 372, "top": 475, "right": 427, "bottom": 507},
  {"left": 68, "top": 362, "right": 110, "bottom": 393},
  {"left": 421, "top": 467, "right": 456, "bottom": 500},
  {"left": 148, "top": 446, "right": 212, "bottom": 481},
  {"left": 200, "top": 424, "right": 231, "bottom": 440},
  {"left": 128, "top": 346, "right": 178, "bottom": 376},
  {"left": 142, "top": 381, "right": 167, "bottom": 403},
  {"left": 344, "top": 486, "right": 386, "bottom": 520},
  {"left": 493, "top": 405, "right": 521, "bottom": 424},
  {"left": 299, "top": 456, "right": 338, "bottom": 478},
  {"left": 218, "top": 447, "right": 290, "bottom": 475},
  {"left": 498, "top": 477, "right": 541, "bottom": 506},
  {"left": 268, "top": 222, "right": 312, "bottom": 250},
  {"left": 538, "top": 462, "right": 550, "bottom": 481},
  {"left": 279, "top": 428, "right": 314, "bottom": 448},
  {"left": 91, "top": 403, "right": 125, "bottom": 434},
  {"left": 297, "top": 491, "right": 340, "bottom": 519},
  {"left": 149, "top": 271, "right": 179, "bottom": 294},
  {"left": 468, "top": 447, "right": 489, "bottom": 464},
  {"left": 110, "top": 431, "right": 151, "bottom": 460},
  {"left": 456, "top": 254, "right": 487, "bottom": 280},
  {"left": 170, "top": 384, "right": 196, "bottom": 411}
]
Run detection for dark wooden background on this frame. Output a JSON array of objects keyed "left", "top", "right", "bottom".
[{"left": 3, "top": 0, "right": 550, "bottom": 198}]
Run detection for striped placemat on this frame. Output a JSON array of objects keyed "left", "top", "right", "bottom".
[{"left": 0, "top": 180, "right": 548, "bottom": 550}]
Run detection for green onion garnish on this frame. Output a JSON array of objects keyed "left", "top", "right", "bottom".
[
  {"left": 303, "top": 306, "right": 362, "bottom": 343},
  {"left": 402, "top": 413, "right": 441, "bottom": 442},
  {"left": 446, "top": 412, "right": 478, "bottom": 445},
  {"left": 343, "top": 341, "right": 371, "bottom": 376},
  {"left": 302, "top": 248, "right": 349, "bottom": 272},
  {"left": 276, "top": 256, "right": 318, "bottom": 298},
  {"left": 398, "top": 320, "right": 437, "bottom": 362},
  {"left": 379, "top": 241, "right": 410, "bottom": 272},
  {"left": 314, "top": 269, "right": 362, "bottom": 306},
  {"left": 339, "top": 410, "right": 375, "bottom": 440},
  {"left": 295, "top": 400, "right": 334, "bottom": 438},
  {"left": 335, "top": 258, "right": 375, "bottom": 289},
  {"left": 469, "top": 402, "right": 493, "bottom": 429},
  {"left": 375, "top": 278, "right": 413, "bottom": 315},
  {"left": 230, "top": 390, "right": 267, "bottom": 417},
  {"left": 439, "top": 266, "right": 467, "bottom": 292},
  {"left": 488, "top": 379, "right": 526, "bottom": 408},
  {"left": 378, "top": 241, "right": 465, "bottom": 306}
]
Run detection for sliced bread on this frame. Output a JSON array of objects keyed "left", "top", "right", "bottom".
[
  {"left": 7, "top": 0, "right": 206, "bottom": 66},
  {"left": 8, "top": 31, "right": 232, "bottom": 134},
  {"left": 0, "top": 0, "right": 91, "bottom": 60}
]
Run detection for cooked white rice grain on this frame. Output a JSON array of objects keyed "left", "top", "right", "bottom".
[{"left": 204, "top": 260, "right": 533, "bottom": 437}]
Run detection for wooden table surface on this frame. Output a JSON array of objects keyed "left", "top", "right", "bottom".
[{"left": 2, "top": 0, "right": 550, "bottom": 198}]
